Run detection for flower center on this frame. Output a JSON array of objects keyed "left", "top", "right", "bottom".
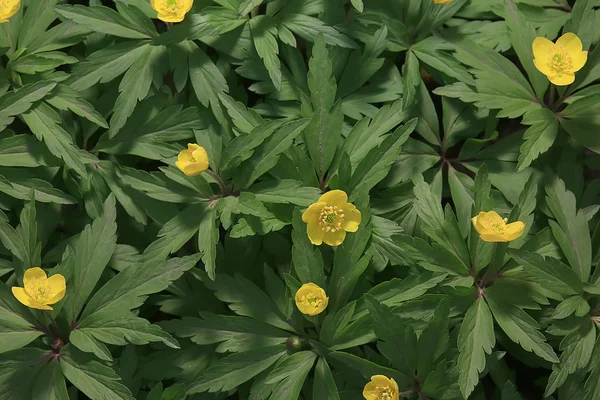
[
  {"left": 485, "top": 217, "right": 508, "bottom": 234},
  {"left": 160, "top": 0, "right": 184, "bottom": 12},
  {"left": 319, "top": 205, "right": 344, "bottom": 232},
  {"left": 547, "top": 46, "right": 573, "bottom": 73},
  {"left": 300, "top": 293, "right": 322, "bottom": 309},
  {"left": 187, "top": 152, "right": 196, "bottom": 163},
  {"left": 378, "top": 387, "right": 394, "bottom": 400},
  {"left": 25, "top": 278, "right": 52, "bottom": 303}
]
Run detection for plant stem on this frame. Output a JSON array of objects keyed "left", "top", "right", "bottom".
[
  {"left": 204, "top": 170, "right": 229, "bottom": 196},
  {"left": 548, "top": 84, "right": 556, "bottom": 107}
]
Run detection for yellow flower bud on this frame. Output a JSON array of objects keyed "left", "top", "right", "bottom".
[
  {"left": 295, "top": 283, "right": 328, "bottom": 316},
  {"left": 532, "top": 33, "right": 588, "bottom": 86},
  {"left": 12, "top": 267, "right": 66, "bottom": 311},
  {"left": 433, "top": 0, "right": 453, "bottom": 3},
  {"left": 301, "top": 190, "right": 361, "bottom": 246},
  {"left": 175, "top": 143, "right": 209, "bottom": 176},
  {"left": 0, "top": 0, "right": 20, "bottom": 24},
  {"left": 363, "top": 375, "right": 399, "bottom": 400},
  {"left": 150, "top": 0, "right": 193, "bottom": 23},
  {"left": 472, "top": 211, "right": 525, "bottom": 243}
]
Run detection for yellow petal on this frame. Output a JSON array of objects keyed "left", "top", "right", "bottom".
[
  {"left": 192, "top": 146, "right": 209, "bottom": 165},
  {"left": 322, "top": 229, "right": 346, "bottom": 246},
  {"left": 549, "top": 72, "right": 575, "bottom": 86},
  {"left": 533, "top": 58, "right": 553, "bottom": 77},
  {"left": 532, "top": 37, "right": 553, "bottom": 60},
  {"left": 556, "top": 32, "right": 583, "bottom": 54},
  {"left": 433, "top": 0, "right": 453, "bottom": 3},
  {"left": 0, "top": 0, "right": 20, "bottom": 22},
  {"left": 302, "top": 202, "right": 325, "bottom": 223},
  {"left": 187, "top": 143, "right": 201, "bottom": 152},
  {"left": 479, "top": 233, "right": 509, "bottom": 243},
  {"left": 175, "top": 160, "right": 188, "bottom": 172},
  {"left": 571, "top": 50, "right": 588, "bottom": 72},
  {"left": 471, "top": 212, "right": 487, "bottom": 235},
  {"left": 341, "top": 203, "right": 361, "bottom": 232},
  {"left": 46, "top": 274, "right": 67, "bottom": 304},
  {"left": 23, "top": 267, "right": 47, "bottom": 286},
  {"left": 11, "top": 287, "right": 52, "bottom": 310},
  {"left": 504, "top": 221, "right": 525, "bottom": 241},
  {"left": 307, "top": 220, "right": 325, "bottom": 245},
  {"left": 318, "top": 190, "right": 348, "bottom": 207},
  {"left": 182, "top": 162, "right": 207, "bottom": 176},
  {"left": 177, "top": 149, "right": 192, "bottom": 163}
]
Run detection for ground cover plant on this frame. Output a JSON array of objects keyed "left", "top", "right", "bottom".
[{"left": 0, "top": 0, "right": 599, "bottom": 399}]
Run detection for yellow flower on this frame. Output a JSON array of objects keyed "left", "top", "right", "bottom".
[
  {"left": 175, "top": 143, "right": 209, "bottom": 176},
  {"left": 433, "top": 0, "right": 453, "bottom": 3},
  {"left": 532, "top": 33, "right": 588, "bottom": 86},
  {"left": 295, "top": 283, "right": 328, "bottom": 316},
  {"left": 472, "top": 211, "right": 525, "bottom": 243},
  {"left": 0, "top": 0, "right": 20, "bottom": 23},
  {"left": 150, "top": 0, "right": 193, "bottom": 23},
  {"left": 12, "top": 267, "right": 66, "bottom": 311},
  {"left": 301, "top": 190, "right": 361, "bottom": 246},
  {"left": 363, "top": 375, "right": 399, "bottom": 400}
]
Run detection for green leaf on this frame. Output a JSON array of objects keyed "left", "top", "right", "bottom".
[
  {"left": 280, "top": 14, "right": 357, "bottom": 49},
  {"left": 69, "top": 329, "right": 113, "bottom": 362},
  {"left": 313, "top": 358, "right": 340, "bottom": 399},
  {"left": 303, "top": 33, "right": 340, "bottom": 179},
  {"left": 517, "top": 108, "right": 558, "bottom": 171},
  {"left": 564, "top": 0, "right": 595, "bottom": 50},
  {"left": 508, "top": 249, "right": 583, "bottom": 296},
  {"left": 205, "top": 274, "right": 294, "bottom": 331},
  {"left": 545, "top": 173, "right": 592, "bottom": 281},
  {"left": 327, "top": 351, "right": 407, "bottom": 385},
  {"left": 364, "top": 295, "right": 417, "bottom": 378},
  {"left": 188, "top": 41, "right": 229, "bottom": 120},
  {"left": 417, "top": 299, "right": 450, "bottom": 379},
  {"left": 0, "top": 82, "right": 57, "bottom": 131},
  {"left": 108, "top": 44, "right": 159, "bottom": 138},
  {"left": 32, "top": 361, "right": 69, "bottom": 400},
  {"left": 187, "top": 345, "right": 287, "bottom": 393},
  {"left": 504, "top": 0, "right": 549, "bottom": 99},
  {"left": 46, "top": 84, "right": 108, "bottom": 128},
  {"left": 248, "top": 180, "right": 320, "bottom": 207},
  {"left": 348, "top": 118, "right": 416, "bottom": 195},
  {"left": 250, "top": 16, "right": 282, "bottom": 91},
  {"left": 162, "top": 312, "right": 288, "bottom": 353},
  {"left": 55, "top": 5, "right": 153, "bottom": 39},
  {"left": 351, "top": 0, "right": 364, "bottom": 12},
  {"left": 69, "top": 41, "right": 151, "bottom": 91},
  {"left": 0, "top": 348, "right": 47, "bottom": 399},
  {"left": 457, "top": 297, "right": 495, "bottom": 399},
  {"left": 486, "top": 290, "right": 558, "bottom": 363},
  {"left": 218, "top": 93, "right": 264, "bottom": 134},
  {"left": 0, "top": 284, "right": 42, "bottom": 354},
  {"left": 501, "top": 381, "right": 524, "bottom": 400},
  {"left": 198, "top": 207, "right": 219, "bottom": 279},
  {"left": 291, "top": 210, "right": 325, "bottom": 287},
  {"left": 551, "top": 295, "right": 590, "bottom": 319},
  {"left": 64, "top": 195, "right": 117, "bottom": 320},
  {"left": 239, "top": 0, "right": 263, "bottom": 17},
  {"left": 77, "top": 312, "right": 179, "bottom": 349},
  {"left": 546, "top": 319, "right": 595, "bottom": 396},
  {"left": 80, "top": 255, "right": 200, "bottom": 320},
  {"left": 60, "top": 344, "right": 135, "bottom": 400},
  {"left": 235, "top": 119, "right": 310, "bottom": 188},
  {"left": 266, "top": 350, "right": 317, "bottom": 400},
  {"left": 22, "top": 102, "right": 90, "bottom": 177},
  {"left": 560, "top": 93, "right": 600, "bottom": 152}
]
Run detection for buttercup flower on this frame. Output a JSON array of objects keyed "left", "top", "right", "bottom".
[
  {"left": 363, "top": 375, "right": 399, "bottom": 400},
  {"left": 472, "top": 211, "right": 525, "bottom": 243},
  {"left": 532, "top": 33, "right": 588, "bottom": 86},
  {"left": 295, "top": 283, "right": 328, "bottom": 316},
  {"left": 302, "top": 190, "right": 361, "bottom": 246},
  {"left": 0, "top": 0, "right": 20, "bottom": 23},
  {"left": 12, "top": 267, "right": 66, "bottom": 311},
  {"left": 150, "top": 0, "right": 193, "bottom": 23},
  {"left": 175, "top": 143, "right": 209, "bottom": 176},
  {"left": 433, "top": 0, "right": 453, "bottom": 3}
]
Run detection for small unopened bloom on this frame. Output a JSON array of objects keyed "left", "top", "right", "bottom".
[
  {"left": 150, "top": 0, "right": 193, "bottom": 23},
  {"left": 302, "top": 190, "right": 361, "bottom": 246},
  {"left": 0, "top": 0, "right": 20, "bottom": 23},
  {"left": 532, "top": 33, "right": 588, "bottom": 86},
  {"left": 433, "top": 0, "right": 453, "bottom": 3},
  {"left": 12, "top": 267, "right": 66, "bottom": 311},
  {"left": 175, "top": 143, "right": 209, "bottom": 176},
  {"left": 363, "top": 375, "right": 399, "bottom": 400},
  {"left": 472, "top": 211, "right": 525, "bottom": 243},
  {"left": 295, "top": 283, "right": 328, "bottom": 316}
]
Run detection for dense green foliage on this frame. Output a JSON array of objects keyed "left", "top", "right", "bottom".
[{"left": 0, "top": 0, "right": 599, "bottom": 399}]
